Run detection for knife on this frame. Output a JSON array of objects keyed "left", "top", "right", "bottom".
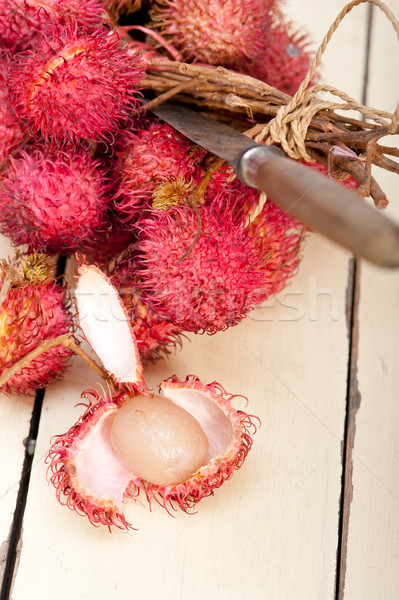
[{"left": 152, "top": 101, "right": 399, "bottom": 268}]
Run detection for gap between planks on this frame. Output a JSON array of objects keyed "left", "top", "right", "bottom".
[{"left": 335, "top": 5, "right": 374, "bottom": 599}]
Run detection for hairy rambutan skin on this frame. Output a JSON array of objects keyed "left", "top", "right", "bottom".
[
  {"left": 0, "top": 56, "right": 26, "bottom": 163},
  {"left": 47, "top": 390, "right": 135, "bottom": 530},
  {"left": 0, "top": 146, "right": 112, "bottom": 255},
  {"left": 0, "top": 256, "right": 74, "bottom": 396},
  {"left": 249, "top": 20, "right": 314, "bottom": 95},
  {"left": 6, "top": 22, "right": 144, "bottom": 144},
  {"left": 203, "top": 169, "right": 305, "bottom": 302},
  {"left": 46, "top": 377, "right": 258, "bottom": 529},
  {"left": 0, "top": 0, "right": 108, "bottom": 52},
  {"left": 113, "top": 120, "right": 205, "bottom": 226},
  {"left": 149, "top": 0, "right": 279, "bottom": 66},
  {"left": 149, "top": 1, "right": 315, "bottom": 95},
  {"left": 135, "top": 203, "right": 270, "bottom": 333}
]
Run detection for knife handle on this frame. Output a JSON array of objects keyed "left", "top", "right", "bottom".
[{"left": 237, "top": 146, "right": 399, "bottom": 268}]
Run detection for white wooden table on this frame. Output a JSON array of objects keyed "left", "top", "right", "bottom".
[{"left": 1, "top": 1, "right": 398, "bottom": 598}]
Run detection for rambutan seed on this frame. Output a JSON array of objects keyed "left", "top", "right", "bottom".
[{"left": 6, "top": 22, "right": 144, "bottom": 144}]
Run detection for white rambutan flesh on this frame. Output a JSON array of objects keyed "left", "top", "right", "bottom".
[
  {"left": 110, "top": 394, "right": 209, "bottom": 486},
  {"left": 74, "top": 264, "right": 143, "bottom": 386}
]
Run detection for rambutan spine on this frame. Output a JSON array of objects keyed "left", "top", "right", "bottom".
[{"left": 6, "top": 21, "right": 144, "bottom": 144}]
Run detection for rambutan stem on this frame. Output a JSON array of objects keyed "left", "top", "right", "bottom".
[
  {"left": 189, "top": 156, "right": 226, "bottom": 206},
  {"left": 123, "top": 25, "right": 183, "bottom": 61},
  {"left": 0, "top": 334, "right": 113, "bottom": 389},
  {"left": 62, "top": 337, "right": 114, "bottom": 386}
]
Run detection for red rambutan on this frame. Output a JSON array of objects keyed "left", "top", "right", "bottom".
[
  {"left": 149, "top": 0, "right": 279, "bottom": 67},
  {"left": 0, "top": 253, "right": 74, "bottom": 396},
  {"left": 249, "top": 19, "right": 314, "bottom": 95},
  {"left": 6, "top": 22, "right": 144, "bottom": 144},
  {"left": 149, "top": 1, "right": 316, "bottom": 94},
  {"left": 134, "top": 203, "right": 270, "bottom": 333},
  {"left": 113, "top": 119, "right": 205, "bottom": 226},
  {"left": 0, "top": 146, "right": 112, "bottom": 255},
  {"left": 47, "top": 378, "right": 257, "bottom": 529},
  {"left": 0, "top": 0, "right": 108, "bottom": 52},
  {"left": 0, "top": 58, "right": 26, "bottom": 164}
]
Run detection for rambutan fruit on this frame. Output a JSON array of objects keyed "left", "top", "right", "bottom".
[
  {"left": 0, "top": 0, "right": 108, "bottom": 52},
  {"left": 6, "top": 22, "right": 144, "bottom": 144},
  {"left": 149, "top": 1, "right": 315, "bottom": 95},
  {"left": 134, "top": 203, "right": 270, "bottom": 333},
  {"left": 113, "top": 119, "right": 205, "bottom": 226},
  {"left": 0, "top": 145, "right": 112, "bottom": 255},
  {"left": 249, "top": 19, "right": 314, "bottom": 95},
  {"left": 0, "top": 56, "right": 26, "bottom": 164},
  {"left": 148, "top": 0, "right": 279, "bottom": 67},
  {"left": 202, "top": 169, "right": 305, "bottom": 303},
  {"left": 46, "top": 264, "right": 258, "bottom": 529},
  {"left": 0, "top": 253, "right": 74, "bottom": 396}
]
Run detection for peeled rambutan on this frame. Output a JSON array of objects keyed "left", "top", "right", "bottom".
[
  {"left": 47, "top": 379, "right": 257, "bottom": 529},
  {"left": 0, "top": 145, "right": 112, "bottom": 255},
  {"left": 134, "top": 203, "right": 271, "bottom": 333},
  {"left": 6, "top": 22, "right": 144, "bottom": 144},
  {"left": 113, "top": 119, "right": 205, "bottom": 226},
  {"left": 149, "top": 0, "right": 279, "bottom": 67},
  {"left": 0, "top": 253, "right": 74, "bottom": 396},
  {"left": 0, "top": 0, "right": 108, "bottom": 52},
  {"left": 46, "top": 264, "right": 258, "bottom": 530}
]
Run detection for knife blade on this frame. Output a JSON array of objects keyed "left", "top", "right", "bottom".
[{"left": 152, "top": 101, "right": 399, "bottom": 268}]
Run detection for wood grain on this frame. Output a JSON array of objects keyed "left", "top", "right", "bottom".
[{"left": 343, "top": 1, "right": 399, "bottom": 597}]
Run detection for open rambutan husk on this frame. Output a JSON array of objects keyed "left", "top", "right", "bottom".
[
  {"left": 46, "top": 264, "right": 259, "bottom": 530},
  {"left": 47, "top": 377, "right": 258, "bottom": 530}
]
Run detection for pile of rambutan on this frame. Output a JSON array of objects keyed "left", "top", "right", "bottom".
[{"left": 0, "top": 0, "right": 360, "bottom": 530}]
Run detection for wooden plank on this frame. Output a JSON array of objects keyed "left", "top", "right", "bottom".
[
  {"left": 343, "top": 1, "right": 399, "bottom": 597},
  {"left": 0, "top": 236, "right": 34, "bottom": 584},
  {"left": 10, "top": 2, "right": 369, "bottom": 599}
]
